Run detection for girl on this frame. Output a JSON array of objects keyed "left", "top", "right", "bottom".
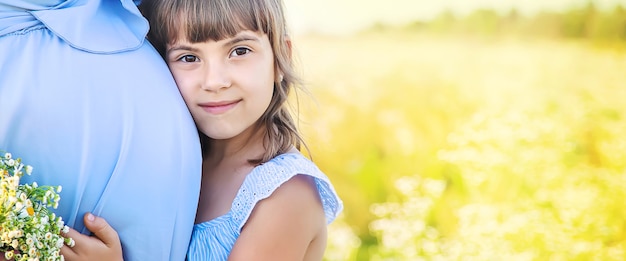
[{"left": 60, "top": 0, "right": 343, "bottom": 260}]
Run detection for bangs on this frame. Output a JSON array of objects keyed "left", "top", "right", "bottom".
[
  {"left": 167, "top": 0, "right": 269, "bottom": 44},
  {"left": 143, "top": 0, "right": 284, "bottom": 56}
]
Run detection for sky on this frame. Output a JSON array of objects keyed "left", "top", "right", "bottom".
[{"left": 283, "top": 0, "right": 626, "bottom": 35}]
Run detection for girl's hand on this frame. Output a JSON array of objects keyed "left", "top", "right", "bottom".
[{"left": 60, "top": 213, "right": 123, "bottom": 261}]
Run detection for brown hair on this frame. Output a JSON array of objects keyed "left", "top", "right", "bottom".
[{"left": 140, "top": 0, "right": 306, "bottom": 164}]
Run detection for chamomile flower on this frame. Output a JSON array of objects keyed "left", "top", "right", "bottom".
[
  {"left": 4, "top": 251, "right": 14, "bottom": 260},
  {"left": 1, "top": 150, "right": 71, "bottom": 261}
]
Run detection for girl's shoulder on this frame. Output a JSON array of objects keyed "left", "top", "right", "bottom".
[{"left": 230, "top": 152, "right": 343, "bottom": 230}]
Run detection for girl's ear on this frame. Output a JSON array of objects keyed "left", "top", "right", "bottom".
[
  {"left": 285, "top": 36, "right": 292, "bottom": 58},
  {"left": 285, "top": 35, "right": 293, "bottom": 59},
  {"left": 275, "top": 69, "right": 284, "bottom": 83},
  {"left": 275, "top": 35, "right": 291, "bottom": 82}
]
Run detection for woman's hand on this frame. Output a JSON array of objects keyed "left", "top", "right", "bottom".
[{"left": 60, "top": 213, "right": 123, "bottom": 261}]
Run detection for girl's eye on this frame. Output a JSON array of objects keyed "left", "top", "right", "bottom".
[
  {"left": 178, "top": 55, "right": 199, "bottom": 63},
  {"left": 230, "top": 47, "right": 251, "bottom": 57}
]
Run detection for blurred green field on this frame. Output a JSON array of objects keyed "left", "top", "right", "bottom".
[{"left": 292, "top": 31, "right": 626, "bottom": 260}]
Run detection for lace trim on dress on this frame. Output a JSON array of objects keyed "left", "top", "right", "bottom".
[{"left": 230, "top": 153, "right": 343, "bottom": 231}]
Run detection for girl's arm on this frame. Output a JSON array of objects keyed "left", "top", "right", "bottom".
[
  {"left": 60, "top": 213, "right": 124, "bottom": 261},
  {"left": 228, "top": 175, "right": 327, "bottom": 261}
]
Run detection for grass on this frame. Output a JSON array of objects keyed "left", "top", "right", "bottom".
[{"left": 291, "top": 31, "right": 626, "bottom": 260}]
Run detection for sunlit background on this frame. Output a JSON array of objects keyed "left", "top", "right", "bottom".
[{"left": 282, "top": 0, "right": 626, "bottom": 260}]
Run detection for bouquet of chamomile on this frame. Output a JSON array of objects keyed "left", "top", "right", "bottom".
[{"left": 1, "top": 151, "right": 74, "bottom": 261}]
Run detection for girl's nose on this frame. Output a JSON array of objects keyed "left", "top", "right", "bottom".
[{"left": 201, "top": 62, "right": 231, "bottom": 92}]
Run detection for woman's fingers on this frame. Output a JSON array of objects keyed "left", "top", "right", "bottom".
[
  {"left": 59, "top": 213, "right": 123, "bottom": 261},
  {"left": 83, "top": 213, "right": 120, "bottom": 247},
  {"left": 60, "top": 226, "right": 84, "bottom": 259}
]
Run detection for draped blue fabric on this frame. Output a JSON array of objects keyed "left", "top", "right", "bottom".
[{"left": 0, "top": 1, "right": 202, "bottom": 260}]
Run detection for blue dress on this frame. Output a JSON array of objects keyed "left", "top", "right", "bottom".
[
  {"left": 0, "top": 1, "right": 202, "bottom": 260},
  {"left": 186, "top": 153, "right": 343, "bottom": 261}
]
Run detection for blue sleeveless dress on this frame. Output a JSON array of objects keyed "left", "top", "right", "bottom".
[
  {"left": 186, "top": 153, "right": 343, "bottom": 261},
  {"left": 0, "top": 1, "right": 202, "bottom": 260}
]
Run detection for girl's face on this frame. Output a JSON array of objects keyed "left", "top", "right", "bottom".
[{"left": 166, "top": 30, "right": 276, "bottom": 140}]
